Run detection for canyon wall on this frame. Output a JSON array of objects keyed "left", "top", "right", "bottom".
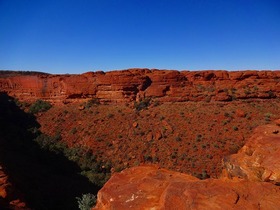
[{"left": 1, "top": 69, "right": 280, "bottom": 103}]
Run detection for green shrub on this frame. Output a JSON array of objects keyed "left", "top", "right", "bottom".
[
  {"left": 70, "top": 127, "right": 77, "bottom": 134},
  {"left": 175, "top": 136, "right": 181, "bottom": 142},
  {"left": 195, "top": 134, "right": 202, "bottom": 142},
  {"left": 14, "top": 98, "right": 29, "bottom": 109},
  {"left": 76, "top": 193, "right": 96, "bottom": 210},
  {"left": 81, "top": 170, "right": 110, "bottom": 187},
  {"left": 264, "top": 113, "right": 272, "bottom": 122},
  {"left": 34, "top": 132, "right": 111, "bottom": 187},
  {"left": 29, "top": 99, "right": 52, "bottom": 114},
  {"left": 224, "top": 112, "right": 231, "bottom": 117},
  {"left": 107, "top": 113, "right": 114, "bottom": 118},
  {"left": 134, "top": 98, "right": 151, "bottom": 111},
  {"left": 267, "top": 90, "right": 275, "bottom": 98},
  {"left": 34, "top": 133, "right": 64, "bottom": 154},
  {"left": 153, "top": 100, "right": 160, "bottom": 106},
  {"left": 85, "top": 98, "right": 100, "bottom": 109}
]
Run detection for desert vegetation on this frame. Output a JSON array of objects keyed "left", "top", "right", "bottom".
[
  {"left": 29, "top": 99, "right": 52, "bottom": 114},
  {"left": 1, "top": 95, "right": 280, "bottom": 209},
  {"left": 76, "top": 193, "right": 96, "bottom": 210},
  {"left": 35, "top": 98, "right": 280, "bottom": 179},
  {"left": 0, "top": 93, "right": 98, "bottom": 210}
]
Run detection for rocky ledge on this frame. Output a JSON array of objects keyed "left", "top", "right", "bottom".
[
  {"left": 93, "top": 121, "right": 280, "bottom": 210},
  {"left": 1, "top": 69, "right": 280, "bottom": 103}
]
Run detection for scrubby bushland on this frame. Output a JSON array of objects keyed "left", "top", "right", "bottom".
[
  {"left": 29, "top": 99, "right": 52, "bottom": 114},
  {"left": 85, "top": 98, "right": 100, "bottom": 109},
  {"left": 0, "top": 93, "right": 98, "bottom": 210},
  {"left": 34, "top": 133, "right": 111, "bottom": 187}
]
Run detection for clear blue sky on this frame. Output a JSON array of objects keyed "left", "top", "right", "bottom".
[{"left": 0, "top": 0, "right": 279, "bottom": 74}]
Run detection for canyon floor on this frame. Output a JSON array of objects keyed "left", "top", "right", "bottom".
[
  {"left": 1, "top": 70, "right": 280, "bottom": 209},
  {"left": 37, "top": 99, "right": 280, "bottom": 178}
]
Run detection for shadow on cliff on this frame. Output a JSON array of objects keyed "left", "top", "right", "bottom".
[{"left": 0, "top": 92, "right": 99, "bottom": 210}]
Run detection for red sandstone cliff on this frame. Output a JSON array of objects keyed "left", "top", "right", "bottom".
[
  {"left": 1, "top": 69, "right": 280, "bottom": 103},
  {"left": 93, "top": 121, "right": 280, "bottom": 210}
]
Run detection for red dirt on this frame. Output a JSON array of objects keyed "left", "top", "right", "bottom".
[{"left": 37, "top": 99, "right": 280, "bottom": 178}]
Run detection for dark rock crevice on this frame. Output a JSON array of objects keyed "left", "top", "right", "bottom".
[{"left": 140, "top": 76, "right": 152, "bottom": 91}]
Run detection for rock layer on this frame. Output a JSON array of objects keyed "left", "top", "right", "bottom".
[
  {"left": 93, "top": 122, "right": 280, "bottom": 210},
  {"left": 1, "top": 69, "right": 280, "bottom": 103}
]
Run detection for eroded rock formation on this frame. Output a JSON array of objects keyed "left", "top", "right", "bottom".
[
  {"left": 224, "top": 122, "right": 280, "bottom": 184},
  {"left": 1, "top": 69, "right": 280, "bottom": 103},
  {"left": 93, "top": 121, "right": 280, "bottom": 210}
]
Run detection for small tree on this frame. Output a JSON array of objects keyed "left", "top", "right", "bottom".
[{"left": 76, "top": 193, "right": 96, "bottom": 210}]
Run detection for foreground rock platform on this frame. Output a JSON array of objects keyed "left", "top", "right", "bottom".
[
  {"left": 93, "top": 121, "right": 280, "bottom": 210},
  {"left": 93, "top": 166, "right": 280, "bottom": 210}
]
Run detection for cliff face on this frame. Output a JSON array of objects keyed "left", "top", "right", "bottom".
[
  {"left": 1, "top": 69, "right": 280, "bottom": 103},
  {"left": 93, "top": 121, "right": 280, "bottom": 210}
]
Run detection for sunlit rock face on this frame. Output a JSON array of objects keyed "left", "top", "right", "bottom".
[
  {"left": 224, "top": 123, "right": 280, "bottom": 184},
  {"left": 93, "top": 166, "right": 280, "bottom": 210},
  {"left": 1, "top": 69, "right": 280, "bottom": 103}
]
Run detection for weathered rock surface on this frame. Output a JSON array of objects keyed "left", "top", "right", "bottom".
[
  {"left": 93, "top": 165, "right": 280, "bottom": 210},
  {"left": 224, "top": 123, "right": 280, "bottom": 184},
  {"left": 93, "top": 122, "right": 280, "bottom": 210},
  {"left": 1, "top": 69, "right": 280, "bottom": 103}
]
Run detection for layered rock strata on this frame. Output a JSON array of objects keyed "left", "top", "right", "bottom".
[{"left": 1, "top": 69, "right": 280, "bottom": 103}]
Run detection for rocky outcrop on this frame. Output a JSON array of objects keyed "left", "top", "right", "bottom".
[
  {"left": 93, "top": 165, "right": 280, "bottom": 210},
  {"left": 0, "top": 165, "right": 29, "bottom": 209},
  {"left": 93, "top": 121, "right": 280, "bottom": 210},
  {"left": 1, "top": 69, "right": 280, "bottom": 103},
  {"left": 224, "top": 122, "right": 280, "bottom": 184}
]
